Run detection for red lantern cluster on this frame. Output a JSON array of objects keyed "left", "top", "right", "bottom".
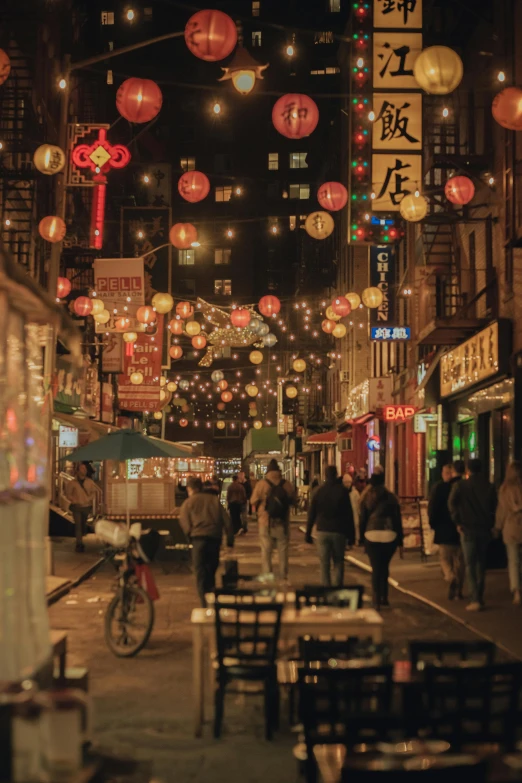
[
  {"left": 184, "top": 10, "right": 237, "bottom": 62},
  {"left": 492, "top": 87, "right": 522, "bottom": 131},
  {"left": 170, "top": 345, "right": 183, "bottom": 360},
  {"left": 39, "top": 216, "right": 66, "bottom": 243},
  {"left": 169, "top": 318, "right": 184, "bottom": 335},
  {"left": 57, "top": 277, "right": 71, "bottom": 299},
  {"left": 272, "top": 94, "right": 319, "bottom": 140},
  {"left": 331, "top": 296, "right": 351, "bottom": 317},
  {"left": 445, "top": 176, "right": 475, "bottom": 206},
  {"left": 178, "top": 171, "right": 210, "bottom": 203},
  {"left": 230, "top": 308, "right": 251, "bottom": 328},
  {"left": 136, "top": 305, "right": 156, "bottom": 324},
  {"left": 169, "top": 222, "right": 198, "bottom": 249},
  {"left": 322, "top": 319, "right": 336, "bottom": 334},
  {"left": 73, "top": 297, "right": 93, "bottom": 317},
  {"left": 258, "top": 295, "right": 281, "bottom": 317},
  {"left": 192, "top": 334, "right": 207, "bottom": 350},
  {"left": 176, "top": 301, "right": 194, "bottom": 320},
  {"left": 317, "top": 182, "right": 348, "bottom": 212},
  {"left": 116, "top": 78, "right": 163, "bottom": 124}
]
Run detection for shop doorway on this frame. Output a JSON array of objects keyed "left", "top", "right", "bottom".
[{"left": 490, "top": 407, "right": 512, "bottom": 487}]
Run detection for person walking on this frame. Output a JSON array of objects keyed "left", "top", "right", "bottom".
[
  {"left": 66, "top": 463, "right": 101, "bottom": 553},
  {"left": 306, "top": 465, "right": 355, "bottom": 586},
  {"left": 495, "top": 461, "right": 522, "bottom": 605},
  {"left": 354, "top": 468, "right": 368, "bottom": 495},
  {"left": 238, "top": 470, "right": 252, "bottom": 531},
  {"left": 360, "top": 472, "right": 403, "bottom": 609},
  {"left": 449, "top": 458, "right": 497, "bottom": 611},
  {"left": 227, "top": 475, "right": 247, "bottom": 535},
  {"left": 342, "top": 473, "right": 361, "bottom": 546},
  {"left": 428, "top": 461, "right": 465, "bottom": 599},
  {"left": 251, "top": 459, "right": 295, "bottom": 581},
  {"left": 179, "top": 476, "right": 234, "bottom": 607}
]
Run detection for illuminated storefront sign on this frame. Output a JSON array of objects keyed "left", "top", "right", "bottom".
[
  {"left": 371, "top": 326, "right": 410, "bottom": 340},
  {"left": 58, "top": 425, "right": 78, "bottom": 448},
  {"left": 380, "top": 405, "right": 418, "bottom": 421},
  {"left": 440, "top": 322, "right": 501, "bottom": 398},
  {"left": 369, "top": 245, "right": 396, "bottom": 325},
  {"left": 367, "top": 435, "right": 381, "bottom": 451}
]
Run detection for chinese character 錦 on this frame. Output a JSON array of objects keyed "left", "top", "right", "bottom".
[
  {"left": 376, "top": 100, "right": 419, "bottom": 145},
  {"left": 378, "top": 0, "right": 417, "bottom": 25},
  {"left": 378, "top": 43, "right": 414, "bottom": 80},
  {"left": 375, "top": 158, "right": 412, "bottom": 205}
]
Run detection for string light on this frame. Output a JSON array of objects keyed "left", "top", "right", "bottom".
[
  {"left": 213, "top": 102, "right": 221, "bottom": 115},
  {"left": 497, "top": 71, "right": 506, "bottom": 83}
]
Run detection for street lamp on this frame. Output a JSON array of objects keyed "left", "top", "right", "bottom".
[{"left": 218, "top": 46, "right": 268, "bottom": 95}]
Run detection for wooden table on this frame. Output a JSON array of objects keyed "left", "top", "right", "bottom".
[{"left": 191, "top": 606, "right": 383, "bottom": 738}]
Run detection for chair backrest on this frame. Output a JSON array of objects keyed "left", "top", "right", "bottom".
[
  {"left": 409, "top": 640, "right": 495, "bottom": 669},
  {"left": 295, "top": 585, "right": 364, "bottom": 611},
  {"left": 422, "top": 662, "right": 522, "bottom": 751},
  {"left": 299, "top": 636, "right": 390, "bottom": 666},
  {"left": 298, "top": 666, "right": 394, "bottom": 746},
  {"left": 215, "top": 602, "right": 283, "bottom": 666},
  {"left": 214, "top": 588, "right": 277, "bottom": 604}
]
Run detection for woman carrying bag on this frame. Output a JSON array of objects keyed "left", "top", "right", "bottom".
[{"left": 495, "top": 461, "right": 522, "bottom": 605}]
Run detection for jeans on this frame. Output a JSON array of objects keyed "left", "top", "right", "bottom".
[
  {"left": 191, "top": 537, "right": 221, "bottom": 607},
  {"left": 228, "top": 502, "right": 243, "bottom": 534},
  {"left": 461, "top": 533, "right": 490, "bottom": 604},
  {"left": 506, "top": 542, "right": 522, "bottom": 592},
  {"left": 439, "top": 544, "right": 465, "bottom": 590},
  {"left": 259, "top": 523, "right": 289, "bottom": 580},
  {"left": 365, "top": 540, "right": 397, "bottom": 607},
  {"left": 316, "top": 532, "right": 346, "bottom": 587},
  {"left": 70, "top": 504, "right": 92, "bottom": 546}
]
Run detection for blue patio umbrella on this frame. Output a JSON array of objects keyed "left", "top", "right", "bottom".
[{"left": 62, "top": 429, "right": 191, "bottom": 526}]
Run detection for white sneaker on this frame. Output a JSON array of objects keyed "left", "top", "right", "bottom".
[
  {"left": 465, "top": 602, "right": 482, "bottom": 612},
  {"left": 513, "top": 590, "right": 521, "bottom": 605}
]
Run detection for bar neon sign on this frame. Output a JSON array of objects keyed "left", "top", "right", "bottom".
[{"left": 381, "top": 405, "right": 418, "bottom": 421}]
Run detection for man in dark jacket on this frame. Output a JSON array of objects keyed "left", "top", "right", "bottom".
[
  {"left": 180, "top": 476, "right": 234, "bottom": 607},
  {"left": 429, "top": 461, "right": 465, "bottom": 599},
  {"left": 227, "top": 475, "right": 247, "bottom": 535},
  {"left": 449, "top": 458, "right": 497, "bottom": 611},
  {"left": 306, "top": 465, "right": 355, "bottom": 586}
]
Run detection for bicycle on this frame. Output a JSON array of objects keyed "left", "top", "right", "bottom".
[{"left": 95, "top": 519, "right": 159, "bottom": 657}]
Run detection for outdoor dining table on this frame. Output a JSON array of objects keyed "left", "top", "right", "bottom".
[{"left": 190, "top": 604, "right": 384, "bottom": 737}]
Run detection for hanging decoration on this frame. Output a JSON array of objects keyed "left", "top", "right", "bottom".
[
  {"left": 249, "top": 350, "right": 264, "bottom": 365},
  {"left": 153, "top": 412, "right": 163, "bottom": 420},
  {"left": 123, "top": 332, "right": 138, "bottom": 358},
  {"left": 253, "top": 420, "right": 263, "bottom": 430},
  {"left": 0, "top": 49, "right": 11, "bottom": 85},
  {"left": 176, "top": 301, "right": 194, "bottom": 319},
  {"left": 286, "top": 386, "right": 298, "bottom": 399},
  {"left": 216, "top": 420, "right": 226, "bottom": 429},
  {"left": 345, "top": 292, "right": 361, "bottom": 310},
  {"left": 333, "top": 323, "right": 347, "bottom": 339},
  {"left": 179, "top": 418, "right": 189, "bottom": 428},
  {"left": 185, "top": 320, "right": 201, "bottom": 336},
  {"left": 249, "top": 317, "right": 263, "bottom": 334},
  {"left": 492, "top": 87, "right": 522, "bottom": 131},
  {"left": 399, "top": 193, "right": 428, "bottom": 222},
  {"left": 230, "top": 308, "right": 251, "bottom": 328},
  {"left": 317, "top": 182, "right": 348, "bottom": 212},
  {"left": 136, "top": 305, "right": 156, "bottom": 324},
  {"left": 211, "top": 370, "right": 224, "bottom": 383},
  {"left": 56, "top": 277, "right": 71, "bottom": 299},
  {"left": 184, "top": 9, "right": 237, "bottom": 62},
  {"left": 169, "top": 345, "right": 183, "bottom": 360},
  {"left": 325, "top": 306, "right": 341, "bottom": 322},
  {"left": 263, "top": 333, "right": 277, "bottom": 347},
  {"left": 91, "top": 299, "right": 105, "bottom": 316},
  {"left": 217, "top": 402, "right": 226, "bottom": 412},
  {"left": 179, "top": 380, "right": 190, "bottom": 391},
  {"left": 246, "top": 384, "right": 259, "bottom": 397},
  {"left": 169, "top": 223, "right": 198, "bottom": 249},
  {"left": 249, "top": 409, "right": 258, "bottom": 418},
  {"left": 257, "top": 322, "right": 270, "bottom": 337},
  {"left": 130, "top": 371, "right": 144, "bottom": 385},
  {"left": 413, "top": 46, "right": 463, "bottom": 95},
  {"left": 116, "top": 77, "right": 163, "bottom": 123},
  {"left": 322, "top": 319, "right": 336, "bottom": 334},
  {"left": 192, "top": 334, "right": 207, "bottom": 349},
  {"left": 445, "top": 176, "right": 475, "bottom": 205},
  {"left": 33, "top": 144, "right": 66, "bottom": 176},
  {"left": 169, "top": 319, "right": 184, "bottom": 335},
  {"left": 219, "top": 46, "right": 269, "bottom": 95},
  {"left": 258, "top": 295, "right": 281, "bottom": 316},
  {"left": 216, "top": 380, "right": 228, "bottom": 391},
  {"left": 178, "top": 170, "right": 211, "bottom": 203},
  {"left": 167, "top": 381, "right": 178, "bottom": 392},
  {"left": 331, "top": 296, "right": 351, "bottom": 317},
  {"left": 305, "top": 211, "right": 334, "bottom": 240},
  {"left": 293, "top": 358, "right": 306, "bottom": 372},
  {"left": 362, "top": 287, "right": 384, "bottom": 308},
  {"left": 93, "top": 309, "right": 110, "bottom": 324},
  {"left": 152, "top": 292, "right": 174, "bottom": 314},
  {"left": 272, "top": 94, "right": 319, "bottom": 139},
  {"left": 73, "top": 297, "right": 93, "bottom": 317},
  {"left": 39, "top": 216, "right": 66, "bottom": 243},
  {"left": 221, "top": 391, "right": 233, "bottom": 403}
]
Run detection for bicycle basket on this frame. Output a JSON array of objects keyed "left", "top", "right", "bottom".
[{"left": 95, "top": 519, "right": 130, "bottom": 548}]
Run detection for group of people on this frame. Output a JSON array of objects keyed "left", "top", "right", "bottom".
[{"left": 429, "top": 458, "right": 522, "bottom": 610}]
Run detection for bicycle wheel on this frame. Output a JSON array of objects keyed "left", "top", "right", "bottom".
[{"left": 104, "top": 583, "right": 154, "bottom": 657}]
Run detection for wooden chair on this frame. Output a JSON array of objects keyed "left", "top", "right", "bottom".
[
  {"left": 214, "top": 601, "right": 283, "bottom": 740},
  {"left": 340, "top": 755, "right": 488, "bottom": 783},
  {"left": 295, "top": 585, "right": 365, "bottom": 611},
  {"left": 409, "top": 640, "right": 495, "bottom": 669},
  {"left": 213, "top": 588, "right": 277, "bottom": 603}
]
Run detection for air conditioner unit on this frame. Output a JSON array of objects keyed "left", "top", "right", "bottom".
[{"left": 340, "top": 370, "right": 350, "bottom": 383}]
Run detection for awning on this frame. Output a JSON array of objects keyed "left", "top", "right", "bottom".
[
  {"left": 306, "top": 429, "right": 338, "bottom": 445},
  {"left": 417, "top": 348, "right": 444, "bottom": 393},
  {"left": 52, "top": 412, "right": 118, "bottom": 442}
]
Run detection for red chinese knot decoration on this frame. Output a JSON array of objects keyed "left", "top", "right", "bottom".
[
  {"left": 445, "top": 176, "right": 475, "bottom": 205},
  {"left": 331, "top": 296, "right": 351, "bottom": 317},
  {"left": 57, "top": 277, "right": 71, "bottom": 298},
  {"left": 258, "top": 295, "right": 281, "bottom": 317},
  {"left": 116, "top": 78, "right": 163, "bottom": 124},
  {"left": 230, "top": 308, "right": 251, "bottom": 328},
  {"left": 73, "top": 297, "right": 93, "bottom": 317},
  {"left": 184, "top": 10, "right": 237, "bottom": 62},
  {"left": 178, "top": 171, "right": 210, "bottom": 203},
  {"left": 492, "top": 87, "right": 522, "bottom": 131},
  {"left": 317, "top": 182, "right": 348, "bottom": 212},
  {"left": 272, "top": 94, "right": 319, "bottom": 140},
  {"left": 169, "top": 223, "right": 198, "bottom": 249}
]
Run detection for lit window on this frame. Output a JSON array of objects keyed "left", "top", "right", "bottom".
[
  {"left": 215, "top": 186, "right": 232, "bottom": 202},
  {"left": 289, "top": 152, "right": 308, "bottom": 169},
  {"left": 252, "top": 0, "right": 260, "bottom": 15},
  {"left": 289, "top": 216, "right": 297, "bottom": 230},
  {"left": 101, "top": 11, "right": 114, "bottom": 24},
  {"left": 289, "top": 184, "right": 310, "bottom": 200},
  {"left": 180, "top": 157, "right": 195, "bottom": 171},
  {"left": 310, "top": 67, "right": 339, "bottom": 75},
  {"left": 214, "top": 279, "right": 232, "bottom": 295},
  {"left": 268, "top": 153, "right": 279, "bottom": 171},
  {"left": 215, "top": 248, "right": 231, "bottom": 265},
  {"left": 326, "top": 66, "right": 340, "bottom": 74},
  {"left": 252, "top": 31, "right": 262, "bottom": 47},
  {"left": 314, "top": 31, "right": 334, "bottom": 43},
  {"left": 329, "top": 0, "right": 341, "bottom": 11},
  {"left": 178, "top": 249, "right": 195, "bottom": 265}
]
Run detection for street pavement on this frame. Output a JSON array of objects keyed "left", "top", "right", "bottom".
[{"left": 49, "top": 519, "right": 514, "bottom": 783}]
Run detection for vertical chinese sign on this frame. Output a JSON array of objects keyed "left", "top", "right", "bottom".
[{"left": 117, "top": 315, "right": 164, "bottom": 413}]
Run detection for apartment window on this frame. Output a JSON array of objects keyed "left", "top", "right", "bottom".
[
  {"left": 214, "top": 279, "right": 232, "bottom": 295},
  {"left": 252, "top": 0, "right": 260, "bottom": 15},
  {"left": 101, "top": 10, "right": 114, "bottom": 24},
  {"left": 180, "top": 157, "right": 195, "bottom": 172},
  {"left": 178, "top": 249, "right": 195, "bottom": 266},
  {"left": 268, "top": 153, "right": 279, "bottom": 171},
  {"left": 289, "top": 184, "right": 310, "bottom": 199},
  {"left": 215, "top": 186, "right": 232, "bottom": 202},
  {"left": 310, "top": 67, "right": 340, "bottom": 75},
  {"left": 289, "top": 216, "right": 297, "bottom": 230},
  {"left": 290, "top": 152, "right": 308, "bottom": 169},
  {"left": 329, "top": 0, "right": 341, "bottom": 11},
  {"left": 252, "top": 31, "right": 262, "bottom": 47},
  {"left": 314, "top": 31, "right": 334, "bottom": 43},
  {"left": 215, "top": 248, "right": 231, "bottom": 265}
]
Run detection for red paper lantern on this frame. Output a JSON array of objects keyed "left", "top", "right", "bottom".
[
  {"left": 74, "top": 296, "right": 93, "bottom": 317},
  {"left": 322, "top": 319, "right": 336, "bottom": 334},
  {"left": 317, "top": 182, "right": 348, "bottom": 212},
  {"left": 169, "top": 222, "right": 198, "bottom": 249},
  {"left": 39, "top": 216, "right": 66, "bottom": 243},
  {"left": 217, "top": 402, "right": 226, "bottom": 411},
  {"left": 192, "top": 334, "right": 207, "bottom": 349},
  {"left": 116, "top": 78, "right": 162, "bottom": 124},
  {"left": 56, "top": 277, "right": 71, "bottom": 298},
  {"left": 136, "top": 305, "right": 156, "bottom": 324},
  {"left": 178, "top": 171, "right": 210, "bottom": 203},
  {"left": 184, "top": 9, "right": 237, "bottom": 62},
  {"left": 217, "top": 380, "right": 228, "bottom": 391},
  {"left": 230, "top": 308, "right": 251, "bottom": 328},
  {"left": 258, "top": 295, "right": 281, "bottom": 317},
  {"left": 221, "top": 391, "right": 233, "bottom": 403},
  {"left": 179, "top": 418, "right": 189, "bottom": 427},
  {"left": 272, "top": 94, "right": 319, "bottom": 140},
  {"left": 169, "top": 318, "right": 184, "bottom": 335},
  {"left": 492, "top": 87, "right": 522, "bottom": 131},
  {"left": 331, "top": 296, "right": 351, "bottom": 317},
  {"left": 176, "top": 301, "right": 194, "bottom": 319},
  {"left": 170, "top": 345, "right": 183, "bottom": 360},
  {"left": 0, "top": 49, "right": 11, "bottom": 86},
  {"left": 445, "top": 176, "right": 475, "bottom": 205}
]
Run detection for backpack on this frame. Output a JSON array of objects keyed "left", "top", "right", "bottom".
[{"left": 265, "top": 478, "right": 291, "bottom": 523}]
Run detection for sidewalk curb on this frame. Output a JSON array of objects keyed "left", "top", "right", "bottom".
[{"left": 47, "top": 556, "right": 106, "bottom": 607}]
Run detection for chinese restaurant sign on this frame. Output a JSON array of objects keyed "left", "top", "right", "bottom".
[
  {"left": 372, "top": 153, "right": 422, "bottom": 212},
  {"left": 93, "top": 257, "right": 145, "bottom": 333},
  {"left": 371, "top": 326, "right": 410, "bottom": 340},
  {"left": 374, "top": 0, "right": 422, "bottom": 29},
  {"left": 372, "top": 93, "right": 422, "bottom": 152},
  {"left": 440, "top": 322, "right": 506, "bottom": 398},
  {"left": 373, "top": 33, "right": 423, "bottom": 90},
  {"left": 369, "top": 245, "right": 396, "bottom": 324},
  {"left": 117, "top": 316, "right": 164, "bottom": 412}
]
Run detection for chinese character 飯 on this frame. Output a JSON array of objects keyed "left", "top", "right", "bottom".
[{"left": 376, "top": 100, "right": 419, "bottom": 145}]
